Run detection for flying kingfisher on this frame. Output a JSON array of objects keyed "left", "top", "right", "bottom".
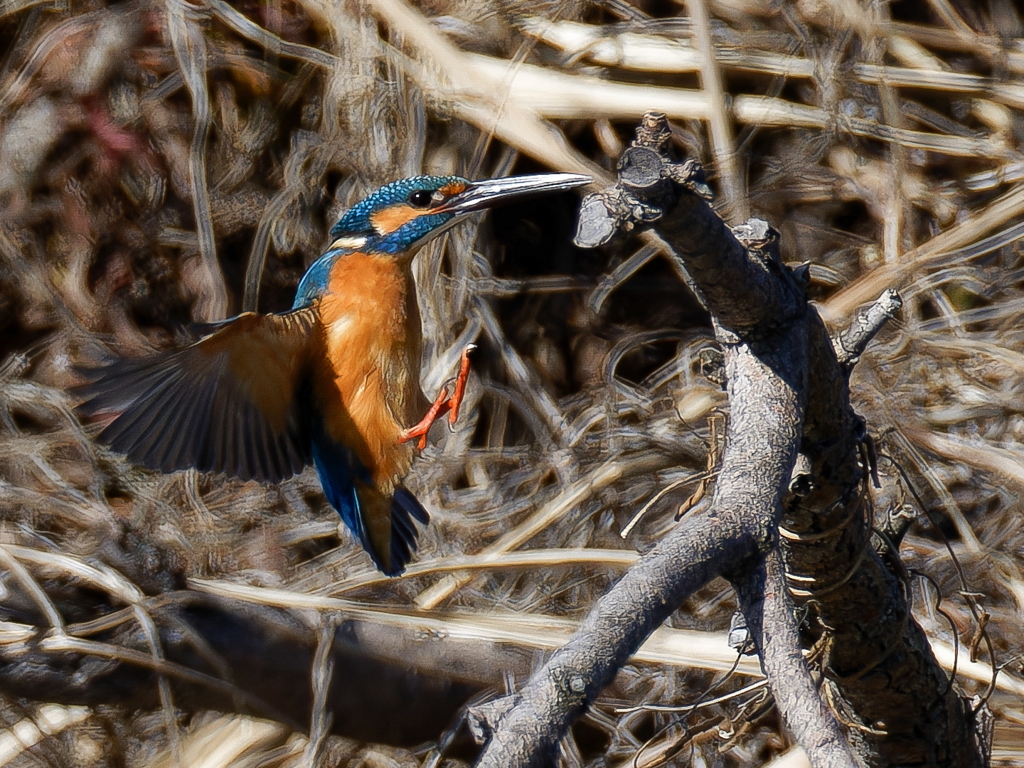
[{"left": 78, "top": 172, "right": 590, "bottom": 575}]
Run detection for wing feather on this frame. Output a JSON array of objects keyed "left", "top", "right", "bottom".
[
  {"left": 248, "top": 405, "right": 271, "bottom": 481},
  {"left": 101, "top": 369, "right": 191, "bottom": 464},
  {"left": 77, "top": 309, "right": 320, "bottom": 482}
]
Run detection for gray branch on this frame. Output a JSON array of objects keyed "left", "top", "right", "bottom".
[{"left": 472, "top": 112, "right": 981, "bottom": 768}]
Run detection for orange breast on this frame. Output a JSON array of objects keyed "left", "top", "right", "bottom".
[{"left": 313, "top": 252, "right": 420, "bottom": 487}]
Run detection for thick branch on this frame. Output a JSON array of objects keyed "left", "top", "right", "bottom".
[
  {"left": 0, "top": 593, "right": 479, "bottom": 747},
  {"left": 574, "top": 111, "right": 805, "bottom": 333},
  {"left": 472, "top": 325, "right": 807, "bottom": 766},
  {"left": 473, "top": 113, "right": 813, "bottom": 766},
  {"left": 468, "top": 509, "right": 754, "bottom": 767},
  {"left": 786, "top": 298, "right": 984, "bottom": 767},
  {"left": 475, "top": 111, "right": 983, "bottom": 768}
]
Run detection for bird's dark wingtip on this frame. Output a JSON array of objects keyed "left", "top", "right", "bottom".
[
  {"left": 76, "top": 350, "right": 312, "bottom": 482},
  {"left": 380, "top": 488, "right": 429, "bottom": 576},
  {"left": 71, "top": 356, "right": 148, "bottom": 417}
]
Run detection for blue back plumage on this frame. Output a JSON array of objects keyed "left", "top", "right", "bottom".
[{"left": 292, "top": 252, "right": 338, "bottom": 309}]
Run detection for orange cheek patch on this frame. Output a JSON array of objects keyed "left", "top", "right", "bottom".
[
  {"left": 370, "top": 204, "right": 421, "bottom": 235},
  {"left": 439, "top": 181, "right": 468, "bottom": 197}
]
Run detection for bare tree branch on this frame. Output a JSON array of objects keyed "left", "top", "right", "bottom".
[
  {"left": 734, "top": 548, "right": 857, "bottom": 767},
  {"left": 471, "top": 112, "right": 983, "bottom": 768},
  {"left": 472, "top": 112, "right": 847, "bottom": 768}
]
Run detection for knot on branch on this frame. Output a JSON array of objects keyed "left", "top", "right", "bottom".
[
  {"left": 467, "top": 695, "right": 517, "bottom": 745},
  {"left": 731, "top": 218, "right": 780, "bottom": 263}
]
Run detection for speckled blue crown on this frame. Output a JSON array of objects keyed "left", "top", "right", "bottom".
[
  {"left": 293, "top": 175, "right": 472, "bottom": 306},
  {"left": 329, "top": 175, "right": 466, "bottom": 240}
]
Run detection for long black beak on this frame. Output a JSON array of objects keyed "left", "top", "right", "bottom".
[{"left": 442, "top": 173, "right": 591, "bottom": 215}]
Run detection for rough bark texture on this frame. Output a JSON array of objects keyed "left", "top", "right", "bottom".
[
  {"left": 782, "top": 308, "right": 983, "bottom": 767},
  {"left": 471, "top": 112, "right": 985, "bottom": 768},
  {"left": 734, "top": 549, "right": 855, "bottom": 766}
]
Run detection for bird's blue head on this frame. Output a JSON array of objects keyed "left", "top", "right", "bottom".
[
  {"left": 329, "top": 175, "right": 469, "bottom": 255},
  {"left": 293, "top": 172, "right": 590, "bottom": 308}
]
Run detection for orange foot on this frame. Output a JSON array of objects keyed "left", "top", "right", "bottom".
[{"left": 399, "top": 344, "right": 476, "bottom": 450}]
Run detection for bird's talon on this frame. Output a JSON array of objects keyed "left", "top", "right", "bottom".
[
  {"left": 399, "top": 382, "right": 452, "bottom": 449},
  {"left": 398, "top": 342, "right": 477, "bottom": 449}
]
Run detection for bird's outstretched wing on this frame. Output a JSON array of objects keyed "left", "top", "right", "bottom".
[{"left": 77, "top": 309, "right": 320, "bottom": 482}]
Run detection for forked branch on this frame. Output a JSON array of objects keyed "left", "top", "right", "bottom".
[{"left": 471, "top": 112, "right": 982, "bottom": 768}]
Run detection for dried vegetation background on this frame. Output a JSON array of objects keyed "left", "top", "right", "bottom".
[{"left": 2, "top": 0, "right": 1024, "bottom": 765}]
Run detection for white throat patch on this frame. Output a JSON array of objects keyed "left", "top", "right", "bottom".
[{"left": 329, "top": 235, "right": 369, "bottom": 251}]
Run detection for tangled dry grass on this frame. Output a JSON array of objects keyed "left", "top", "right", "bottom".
[{"left": 2, "top": 0, "right": 1024, "bottom": 765}]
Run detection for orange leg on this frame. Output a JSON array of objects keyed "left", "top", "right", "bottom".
[
  {"left": 399, "top": 384, "right": 453, "bottom": 450},
  {"left": 398, "top": 344, "right": 475, "bottom": 450},
  {"left": 447, "top": 343, "right": 475, "bottom": 426}
]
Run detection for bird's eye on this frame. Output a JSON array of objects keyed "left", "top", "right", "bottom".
[{"left": 408, "top": 190, "right": 432, "bottom": 208}]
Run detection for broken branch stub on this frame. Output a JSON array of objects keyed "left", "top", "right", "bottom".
[{"left": 573, "top": 112, "right": 710, "bottom": 250}]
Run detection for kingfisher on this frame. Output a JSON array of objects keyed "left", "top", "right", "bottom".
[{"left": 78, "top": 172, "right": 590, "bottom": 575}]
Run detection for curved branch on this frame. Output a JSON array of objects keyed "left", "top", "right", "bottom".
[
  {"left": 471, "top": 319, "right": 826, "bottom": 765},
  {"left": 734, "top": 548, "right": 858, "bottom": 767},
  {"left": 473, "top": 111, "right": 976, "bottom": 768}
]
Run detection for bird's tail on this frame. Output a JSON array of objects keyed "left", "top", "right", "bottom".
[
  {"left": 311, "top": 429, "right": 428, "bottom": 575},
  {"left": 352, "top": 482, "right": 429, "bottom": 576}
]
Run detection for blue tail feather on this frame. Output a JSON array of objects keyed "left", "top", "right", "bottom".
[
  {"left": 395, "top": 487, "right": 429, "bottom": 524},
  {"left": 310, "top": 423, "right": 428, "bottom": 575},
  {"left": 310, "top": 428, "right": 366, "bottom": 549}
]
